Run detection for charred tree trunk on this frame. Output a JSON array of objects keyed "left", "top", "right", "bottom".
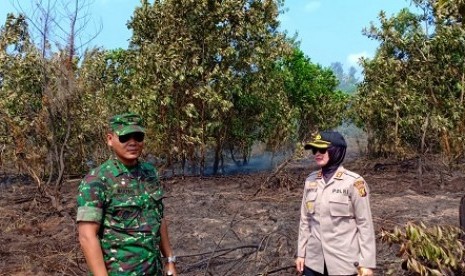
[{"left": 213, "top": 138, "right": 221, "bottom": 175}]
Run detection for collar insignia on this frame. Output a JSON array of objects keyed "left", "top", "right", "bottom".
[{"left": 334, "top": 171, "right": 343, "bottom": 179}]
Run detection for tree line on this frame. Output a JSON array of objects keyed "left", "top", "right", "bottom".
[
  {"left": 355, "top": 0, "right": 465, "bottom": 162},
  {"left": 0, "top": 0, "right": 348, "bottom": 200},
  {"left": 1, "top": 0, "right": 465, "bottom": 195}
]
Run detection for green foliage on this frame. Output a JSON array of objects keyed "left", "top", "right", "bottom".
[
  {"left": 381, "top": 222, "right": 465, "bottom": 275},
  {"left": 0, "top": 12, "right": 110, "bottom": 197},
  {"left": 0, "top": 13, "right": 45, "bottom": 172},
  {"left": 74, "top": 48, "right": 114, "bottom": 165},
  {"left": 0, "top": 0, "right": 349, "bottom": 181},
  {"left": 281, "top": 47, "right": 351, "bottom": 141},
  {"left": 127, "top": 0, "right": 292, "bottom": 173},
  {"left": 353, "top": 0, "right": 465, "bottom": 159},
  {"left": 436, "top": 0, "right": 465, "bottom": 22}
]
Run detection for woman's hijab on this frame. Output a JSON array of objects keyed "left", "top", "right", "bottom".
[{"left": 321, "top": 145, "right": 346, "bottom": 183}]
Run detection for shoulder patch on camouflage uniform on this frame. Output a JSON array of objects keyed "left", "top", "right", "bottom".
[{"left": 354, "top": 180, "right": 367, "bottom": 197}]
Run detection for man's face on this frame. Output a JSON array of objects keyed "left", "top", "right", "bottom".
[{"left": 107, "top": 132, "right": 144, "bottom": 166}]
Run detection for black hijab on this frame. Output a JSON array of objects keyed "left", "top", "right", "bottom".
[{"left": 321, "top": 145, "right": 346, "bottom": 183}]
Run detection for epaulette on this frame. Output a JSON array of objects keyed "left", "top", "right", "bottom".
[
  {"left": 140, "top": 161, "right": 157, "bottom": 174},
  {"left": 86, "top": 163, "right": 105, "bottom": 178},
  {"left": 104, "top": 159, "right": 127, "bottom": 177},
  {"left": 140, "top": 162, "right": 160, "bottom": 181},
  {"left": 306, "top": 170, "right": 321, "bottom": 179},
  {"left": 343, "top": 170, "right": 361, "bottom": 179}
]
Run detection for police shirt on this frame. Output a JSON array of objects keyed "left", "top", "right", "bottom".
[{"left": 297, "top": 166, "right": 376, "bottom": 275}]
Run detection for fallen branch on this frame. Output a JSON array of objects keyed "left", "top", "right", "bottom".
[
  {"left": 255, "top": 264, "right": 294, "bottom": 275},
  {"left": 203, "top": 211, "right": 239, "bottom": 275},
  {"left": 254, "top": 156, "right": 293, "bottom": 196},
  {"left": 176, "top": 244, "right": 261, "bottom": 259},
  {"left": 182, "top": 245, "right": 259, "bottom": 272}
]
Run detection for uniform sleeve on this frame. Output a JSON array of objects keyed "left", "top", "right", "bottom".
[
  {"left": 351, "top": 177, "right": 376, "bottom": 269},
  {"left": 297, "top": 185, "right": 310, "bottom": 257},
  {"left": 76, "top": 174, "right": 106, "bottom": 223},
  {"left": 144, "top": 163, "right": 165, "bottom": 219}
]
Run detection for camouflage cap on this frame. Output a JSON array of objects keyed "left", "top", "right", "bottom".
[
  {"left": 109, "top": 113, "right": 145, "bottom": 136},
  {"left": 304, "top": 131, "right": 347, "bottom": 150}
]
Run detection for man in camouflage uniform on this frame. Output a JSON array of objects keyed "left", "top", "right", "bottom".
[{"left": 77, "top": 113, "right": 177, "bottom": 276}]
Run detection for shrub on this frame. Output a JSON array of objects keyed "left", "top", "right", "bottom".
[{"left": 381, "top": 222, "right": 465, "bottom": 275}]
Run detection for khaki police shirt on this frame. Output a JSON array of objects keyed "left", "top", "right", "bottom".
[{"left": 297, "top": 166, "right": 376, "bottom": 275}]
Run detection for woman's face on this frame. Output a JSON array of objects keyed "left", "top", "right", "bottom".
[{"left": 312, "top": 148, "right": 329, "bottom": 167}]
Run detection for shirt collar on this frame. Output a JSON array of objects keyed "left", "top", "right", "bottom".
[
  {"left": 107, "top": 157, "right": 139, "bottom": 177},
  {"left": 316, "top": 166, "right": 345, "bottom": 180}
]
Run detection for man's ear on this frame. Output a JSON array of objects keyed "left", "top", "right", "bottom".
[{"left": 107, "top": 133, "right": 114, "bottom": 147}]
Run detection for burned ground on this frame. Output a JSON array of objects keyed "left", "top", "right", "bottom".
[{"left": 0, "top": 156, "right": 464, "bottom": 276}]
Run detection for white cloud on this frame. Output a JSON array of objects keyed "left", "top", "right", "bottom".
[
  {"left": 347, "top": 51, "right": 371, "bottom": 67},
  {"left": 305, "top": 1, "right": 321, "bottom": 13}
]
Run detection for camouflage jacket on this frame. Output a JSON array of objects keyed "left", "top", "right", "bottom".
[{"left": 76, "top": 158, "right": 164, "bottom": 275}]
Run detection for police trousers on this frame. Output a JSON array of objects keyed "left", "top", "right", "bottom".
[{"left": 303, "top": 265, "right": 356, "bottom": 276}]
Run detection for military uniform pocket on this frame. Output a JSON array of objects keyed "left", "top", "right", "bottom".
[{"left": 110, "top": 206, "right": 141, "bottom": 230}]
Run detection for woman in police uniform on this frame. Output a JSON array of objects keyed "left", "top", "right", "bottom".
[{"left": 295, "top": 131, "right": 376, "bottom": 276}]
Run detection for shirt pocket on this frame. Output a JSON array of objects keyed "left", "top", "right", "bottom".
[
  {"left": 142, "top": 181, "right": 164, "bottom": 225},
  {"left": 305, "top": 191, "right": 318, "bottom": 214},
  {"left": 329, "top": 194, "right": 352, "bottom": 217},
  {"left": 109, "top": 205, "right": 142, "bottom": 231}
]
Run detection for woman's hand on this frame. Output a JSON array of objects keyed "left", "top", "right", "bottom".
[
  {"left": 359, "top": 267, "right": 373, "bottom": 276},
  {"left": 295, "top": 257, "right": 305, "bottom": 274}
]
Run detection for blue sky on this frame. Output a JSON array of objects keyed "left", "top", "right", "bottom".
[
  {"left": 281, "top": 0, "right": 412, "bottom": 73},
  {"left": 1, "top": 0, "right": 412, "bottom": 74}
]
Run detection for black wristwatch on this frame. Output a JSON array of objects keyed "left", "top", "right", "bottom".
[{"left": 167, "top": 256, "right": 177, "bottom": 263}]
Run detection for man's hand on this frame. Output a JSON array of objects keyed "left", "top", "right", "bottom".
[
  {"left": 359, "top": 267, "right": 374, "bottom": 276},
  {"left": 78, "top": 222, "right": 108, "bottom": 276},
  {"left": 295, "top": 257, "right": 305, "bottom": 274},
  {"left": 165, "top": 262, "right": 177, "bottom": 276}
]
